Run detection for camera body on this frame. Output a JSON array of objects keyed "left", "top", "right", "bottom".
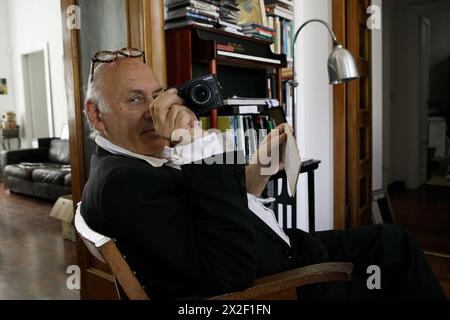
[{"left": 176, "top": 74, "right": 224, "bottom": 114}]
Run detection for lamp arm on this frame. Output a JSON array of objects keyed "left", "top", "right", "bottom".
[
  {"left": 290, "top": 19, "right": 339, "bottom": 138},
  {"left": 293, "top": 19, "right": 338, "bottom": 47}
]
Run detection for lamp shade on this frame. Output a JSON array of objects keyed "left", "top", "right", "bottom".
[{"left": 328, "top": 45, "right": 360, "bottom": 85}]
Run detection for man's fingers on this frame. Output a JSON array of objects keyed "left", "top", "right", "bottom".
[
  {"left": 166, "top": 104, "right": 182, "bottom": 128},
  {"left": 167, "top": 105, "right": 196, "bottom": 129},
  {"left": 175, "top": 110, "right": 195, "bottom": 130},
  {"left": 266, "top": 128, "right": 288, "bottom": 143},
  {"left": 279, "top": 132, "right": 288, "bottom": 145},
  {"left": 150, "top": 88, "right": 181, "bottom": 111},
  {"left": 263, "top": 132, "right": 287, "bottom": 155},
  {"left": 286, "top": 124, "right": 294, "bottom": 134},
  {"left": 270, "top": 132, "right": 287, "bottom": 148},
  {"left": 274, "top": 123, "right": 294, "bottom": 135},
  {"left": 149, "top": 89, "right": 184, "bottom": 126},
  {"left": 174, "top": 110, "right": 193, "bottom": 129}
]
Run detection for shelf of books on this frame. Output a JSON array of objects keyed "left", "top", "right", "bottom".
[
  {"left": 165, "top": 0, "right": 293, "bottom": 124},
  {"left": 198, "top": 97, "right": 286, "bottom": 164},
  {"left": 164, "top": 0, "right": 294, "bottom": 63},
  {"left": 265, "top": 0, "right": 294, "bottom": 126},
  {"left": 166, "top": 0, "right": 242, "bottom": 34}
]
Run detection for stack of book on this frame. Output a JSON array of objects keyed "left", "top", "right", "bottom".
[
  {"left": 165, "top": 0, "right": 221, "bottom": 30},
  {"left": 265, "top": 0, "right": 294, "bottom": 63},
  {"left": 200, "top": 114, "right": 278, "bottom": 163},
  {"left": 267, "top": 72, "right": 293, "bottom": 126},
  {"left": 217, "top": 0, "right": 242, "bottom": 35},
  {"left": 265, "top": 0, "right": 294, "bottom": 20},
  {"left": 240, "top": 23, "right": 274, "bottom": 41}
]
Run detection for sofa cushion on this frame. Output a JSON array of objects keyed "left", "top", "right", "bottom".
[
  {"left": 33, "top": 182, "right": 71, "bottom": 201},
  {"left": 4, "top": 165, "right": 34, "bottom": 180},
  {"left": 64, "top": 173, "right": 72, "bottom": 187},
  {"left": 4, "top": 176, "right": 35, "bottom": 196},
  {"left": 32, "top": 168, "right": 69, "bottom": 186},
  {"left": 49, "top": 139, "right": 70, "bottom": 164},
  {"left": 42, "top": 162, "right": 66, "bottom": 169}
]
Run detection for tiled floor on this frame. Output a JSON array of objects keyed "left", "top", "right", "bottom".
[{"left": 0, "top": 183, "right": 79, "bottom": 300}]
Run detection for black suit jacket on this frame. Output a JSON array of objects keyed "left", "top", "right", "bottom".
[{"left": 81, "top": 147, "right": 305, "bottom": 298}]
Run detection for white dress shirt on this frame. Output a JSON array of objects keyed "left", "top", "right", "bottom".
[{"left": 95, "top": 134, "right": 291, "bottom": 247}]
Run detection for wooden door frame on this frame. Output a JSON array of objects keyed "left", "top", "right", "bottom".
[
  {"left": 332, "top": 0, "right": 347, "bottom": 230},
  {"left": 61, "top": 0, "right": 85, "bottom": 205},
  {"left": 332, "top": 0, "right": 373, "bottom": 229},
  {"left": 61, "top": 0, "right": 88, "bottom": 298},
  {"left": 126, "top": 0, "right": 167, "bottom": 86},
  {"left": 61, "top": 0, "right": 166, "bottom": 299}
]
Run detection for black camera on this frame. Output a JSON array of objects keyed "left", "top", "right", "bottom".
[{"left": 176, "top": 74, "right": 224, "bottom": 114}]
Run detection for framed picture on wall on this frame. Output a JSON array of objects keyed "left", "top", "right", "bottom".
[
  {"left": 0, "top": 78, "right": 7, "bottom": 95},
  {"left": 237, "top": 0, "right": 268, "bottom": 26}
]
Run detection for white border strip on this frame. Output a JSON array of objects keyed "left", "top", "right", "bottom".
[{"left": 217, "top": 50, "right": 281, "bottom": 65}]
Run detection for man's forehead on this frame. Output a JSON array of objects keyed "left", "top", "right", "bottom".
[
  {"left": 98, "top": 58, "right": 152, "bottom": 77},
  {"left": 96, "top": 58, "right": 160, "bottom": 91}
]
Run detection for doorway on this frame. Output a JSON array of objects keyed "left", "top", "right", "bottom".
[
  {"left": 22, "top": 48, "right": 54, "bottom": 142},
  {"left": 382, "top": 0, "right": 450, "bottom": 297}
]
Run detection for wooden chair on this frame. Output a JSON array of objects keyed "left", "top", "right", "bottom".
[{"left": 74, "top": 208, "right": 353, "bottom": 300}]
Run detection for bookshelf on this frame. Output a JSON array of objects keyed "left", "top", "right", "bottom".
[
  {"left": 165, "top": 25, "right": 287, "bottom": 127},
  {"left": 265, "top": 0, "right": 294, "bottom": 124}
]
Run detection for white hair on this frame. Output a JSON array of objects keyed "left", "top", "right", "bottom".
[{"left": 84, "top": 68, "right": 110, "bottom": 139}]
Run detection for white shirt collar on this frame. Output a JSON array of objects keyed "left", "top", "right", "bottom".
[{"left": 95, "top": 135, "right": 174, "bottom": 168}]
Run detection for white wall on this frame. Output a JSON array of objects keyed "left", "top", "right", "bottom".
[
  {"left": 0, "top": 0, "right": 15, "bottom": 116},
  {"left": 294, "top": 0, "right": 334, "bottom": 231},
  {"left": 389, "top": 0, "right": 450, "bottom": 188},
  {"left": 372, "top": 0, "right": 383, "bottom": 191},
  {"left": 7, "top": 0, "right": 68, "bottom": 147}
]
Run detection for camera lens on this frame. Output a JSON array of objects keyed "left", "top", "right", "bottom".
[{"left": 191, "top": 84, "right": 212, "bottom": 105}]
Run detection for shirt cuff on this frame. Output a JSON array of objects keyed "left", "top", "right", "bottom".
[{"left": 172, "top": 132, "right": 224, "bottom": 165}]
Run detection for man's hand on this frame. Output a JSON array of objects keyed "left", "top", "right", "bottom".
[
  {"left": 149, "top": 88, "right": 204, "bottom": 146},
  {"left": 246, "top": 124, "right": 293, "bottom": 197}
]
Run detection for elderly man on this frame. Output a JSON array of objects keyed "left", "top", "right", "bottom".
[{"left": 81, "top": 48, "right": 444, "bottom": 299}]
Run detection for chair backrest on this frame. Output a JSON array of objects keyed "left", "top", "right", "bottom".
[{"left": 74, "top": 204, "right": 149, "bottom": 300}]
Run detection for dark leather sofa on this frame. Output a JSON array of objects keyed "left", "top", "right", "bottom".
[{"left": 0, "top": 138, "right": 71, "bottom": 201}]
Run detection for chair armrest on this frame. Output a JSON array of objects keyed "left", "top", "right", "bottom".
[
  {"left": 208, "top": 262, "right": 353, "bottom": 300},
  {"left": 0, "top": 148, "right": 49, "bottom": 167}
]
